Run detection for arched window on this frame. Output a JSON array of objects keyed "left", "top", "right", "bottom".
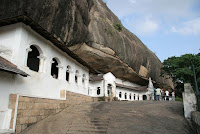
[
  {"left": 82, "top": 74, "right": 86, "bottom": 87},
  {"left": 27, "top": 45, "right": 40, "bottom": 72},
  {"left": 97, "top": 87, "right": 100, "bottom": 95},
  {"left": 51, "top": 58, "right": 59, "bottom": 79},
  {"left": 66, "top": 65, "right": 71, "bottom": 82},
  {"left": 129, "top": 93, "right": 132, "bottom": 100},
  {"left": 125, "top": 93, "right": 127, "bottom": 100},
  {"left": 134, "top": 94, "right": 136, "bottom": 100},
  {"left": 75, "top": 70, "right": 79, "bottom": 84},
  {"left": 138, "top": 95, "right": 140, "bottom": 100},
  {"left": 119, "top": 92, "right": 122, "bottom": 98}
]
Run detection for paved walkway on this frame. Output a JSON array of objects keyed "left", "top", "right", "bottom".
[{"left": 22, "top": 101, "right": 194, "bottom": 134}]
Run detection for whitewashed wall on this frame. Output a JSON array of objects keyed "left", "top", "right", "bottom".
[
  {"left": 0, "top": 23, "right": 90, "bottom": 110},
  {"left": 103, "top": 72, "right": 116, "bottom": 97},
  {"left": 88, "top": 81, "right": 104, "bottom": 97},
  {"left": 89, "top": 72, "right": 148, "bottom": 100},
  {"left": 116, "top": 88, "right": 147, "bottom": 101},
  {"left": 115, "top": 78, "right": 147, "bottom": 101}
]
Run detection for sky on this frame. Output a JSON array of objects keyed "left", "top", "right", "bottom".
[{"left": 103, "top": 0, "right": 200, "bottom": 62}]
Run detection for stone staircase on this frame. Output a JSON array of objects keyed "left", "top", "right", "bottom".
[
  {"left": 65, "top": 104, "right": 110, "bottom": 134},
  {"left": 22, "top": 101, "right": 194, "bottom": 134},
  {"left": 66, "top": 118, "right": 109, "bottom": 134}
]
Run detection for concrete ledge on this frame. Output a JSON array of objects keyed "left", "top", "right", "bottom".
[
  {"left": 0, "top": 129, "right": 13, "bottom": 134},
  {"left": 192, "top": 111, "right": 200, "bottom": 134}
]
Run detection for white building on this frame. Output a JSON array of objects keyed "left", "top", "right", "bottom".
[
  {"left": 89, "top": 72, "right": 154, "bottom": 101},
  {"left": 0, "top": 17, "right": 154, "bottom": 133},
  {"left": 0, "top": 21, "right": 96, "bottom": 131}
]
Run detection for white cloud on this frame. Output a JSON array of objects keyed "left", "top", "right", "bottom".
[
  {"left": 129, "top": 0, "right": 136, "bottom": 4},
  {"left": 123, "top": 15, "right": 159, "bottom": 36},
  {"left": 105, "top": 0, "right": 198, "bottom": 19},
  {"left": 131, "top": 16, "right": 159, "bottom": 35},
  {"left": 104, "top": 0, "right": 200, "bottom": 36},
  {"left": 171, "top": 18, "right": 200, "bottom": 35}
]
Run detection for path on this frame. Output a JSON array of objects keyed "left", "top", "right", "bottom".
[{"left": 22, "top": 101, "right": 194, "bottom": 134}]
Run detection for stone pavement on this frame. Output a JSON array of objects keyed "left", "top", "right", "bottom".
[{"left": 22, "top": 101, "right": 194, "bottom": 134}]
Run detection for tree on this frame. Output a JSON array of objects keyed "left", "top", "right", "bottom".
[{"left": 161, "top": 53, "right": 200, "bottom": 97}]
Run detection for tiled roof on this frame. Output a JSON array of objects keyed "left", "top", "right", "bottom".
[
  {"left": 89, "top": 74, "right": 104, "bottom": 82},
  {"left": 0, "top": 56, "right": 29, "bottom": 77},
  {"left": 116, "top": 83, "right": 147, "bottom": 92}
]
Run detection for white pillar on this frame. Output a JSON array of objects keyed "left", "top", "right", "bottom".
[
  {"left": 37, "top": 54, "right": 46, "bottom": 73},
  {"left": 57, "top": 64, "right": 63, "bottom": 80},
  {"left": 25, "top": 47, "right": 32, "bottom": 66}
]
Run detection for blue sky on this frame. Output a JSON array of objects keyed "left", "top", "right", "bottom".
[{"left": 103, "top": 0, "right": 200, "bottom": 62}]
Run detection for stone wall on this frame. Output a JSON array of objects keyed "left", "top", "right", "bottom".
[
  {"left": 10, "top": 91, "right": 97, "bottom": 133},
  {"left": 182, "top": 83, "right": 197, "bottom": 119},
  {"left": 192, "top": 111, "right": 200, "bottom": 134}
]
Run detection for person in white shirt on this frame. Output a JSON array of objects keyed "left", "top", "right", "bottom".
[
  {"left": 156, "top": 88, "right": 162, "bottom": 101},
  {"left": 165, "top": 90, "right": 169, "bottom": 101}
]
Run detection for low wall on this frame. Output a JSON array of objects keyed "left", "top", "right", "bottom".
[
  {"left": 192, "top": 111, "right": 200, "bottom": 134},
  {"left": 183, "top": 83, "right": 197, "bottom": 119},
  {"left": 9, "top": 91, "right": 97, "bottom": 134}
]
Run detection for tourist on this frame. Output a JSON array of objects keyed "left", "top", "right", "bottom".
[
  {"left": 156, "top": 88, "right": 161, "bottom": 101},
  {"left": 172, "top": 91, "right": 175, "bottom": 101},
  {"left": 162, "top": 90, "right": 165, "bottom": 101},
  {"left": 165, "top": 90, "right": 169, "bottom": 101},
  {"left": 154, "top": 88, "right": 156, "bottom": 101}
]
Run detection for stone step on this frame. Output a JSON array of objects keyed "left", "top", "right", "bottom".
[
  {"left": 66, "top": 131, "right": 105, "bottom": 134},
  {"left": 69, "top": 125, "right": 108, "bottom": 129},
  {"left": 90, "top": 120, "right": 109, "bottom": 123},
  {"left": 69, "top": 126, "right": 107, "bottom": 131},
  {"left": 71, "top": 122, "right": 109, "bottom": 126},
  {"left": 66, "top": 130, "right": 107, "bottom": 134}
]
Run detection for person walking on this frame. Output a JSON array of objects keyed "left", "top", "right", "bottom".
[
  {"left": 155, "top": 88, "right": 161, "bottom": 101},
  {"left": 162, "top": 90, "right": 165, "bottom": 101},
  {"left": 165, "top": 90, "right": 169, "bottom": 101}
]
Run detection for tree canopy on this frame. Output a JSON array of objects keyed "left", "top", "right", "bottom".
[{"left": 161, "top": 53, "right": 200, "bottom": 97}]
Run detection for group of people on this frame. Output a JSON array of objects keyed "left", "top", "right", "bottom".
[{"left": 154, "top": 88, "right": 170, "bottom": 101}]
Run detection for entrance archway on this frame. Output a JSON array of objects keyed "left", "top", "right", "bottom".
[
  {"left": 143, "top": 95, "right": 147, "bottom": 100},
  {"left": 107, "top": 84, "right": 112, "bottom": 96}
]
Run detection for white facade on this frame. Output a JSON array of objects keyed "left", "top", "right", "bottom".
[
  {"left": 89, "top": 72, "right": 116, "bottom": 97},
  {"left": 89, "top": 72, "right": 150, "bottom": 101},
  {"left": 0, "top": 23, "right": 90, "bottom": 130}
]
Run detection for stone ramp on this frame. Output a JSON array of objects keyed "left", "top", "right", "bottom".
[{"left": 22, "top": 101, "right": 194, "bottom": 134}]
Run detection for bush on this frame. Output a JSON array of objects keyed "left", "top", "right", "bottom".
[
  {"left": 114, "top": 23, "right": 123, "bottom": 32},
  {"left": 175, "top": 97, "right": 183, "bottom": 102},
  {"left": 105, "top": 27, "right": 115, "bottom": 35}
]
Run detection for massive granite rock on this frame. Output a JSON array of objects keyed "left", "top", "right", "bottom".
[{"left": 0, "top": 0, "right": 173, "bottom": 89}]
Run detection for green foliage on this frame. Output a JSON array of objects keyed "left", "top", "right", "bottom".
[
  {"left": 175, "top": 97, "right": 183, "bottom": 102},
  {"left": 105, "top": 27, "right": 115, "bottom": 36},
  {"left": 161, "top": 53, "right": 200, "bottom": 84},
  {"left": 161, "top": 53, "right": 200, "bottom": 97},
  {"left": 113, "top": 23, "right": 123, "bottom": 32}
]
